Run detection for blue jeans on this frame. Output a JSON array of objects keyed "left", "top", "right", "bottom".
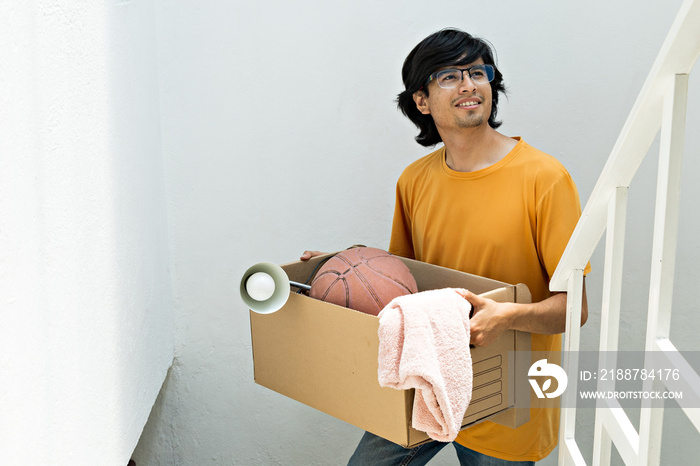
[{"left": 347, "top": 431, "right": 535, "bottom": 466}]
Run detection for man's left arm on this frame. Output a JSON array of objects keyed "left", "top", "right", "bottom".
[
  {"left": 461, "top": 168, "right": 591, "bottom": 347},
  {"left": 459, "top": 281, "right": 588, "bottom": 347}
]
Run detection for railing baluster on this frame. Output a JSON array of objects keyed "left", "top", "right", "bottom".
[
  {"left": 592, "top": 186, "right": 628, "bottom": 466},
  {"left": 559, "top": 269, "right": 584, "bottom": 466},
  {"left": 638, "top": 72, "right": 688, "bottom": 466}
]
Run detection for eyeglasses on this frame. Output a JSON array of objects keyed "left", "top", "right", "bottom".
[{"left": 426, "top": 64, "right": 495, "bottom": 89}]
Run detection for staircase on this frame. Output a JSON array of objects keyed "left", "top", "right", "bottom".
[{"left": 550, "top": 0, "right": 700, "bottom": 464}]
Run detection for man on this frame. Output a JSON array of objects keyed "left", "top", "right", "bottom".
[{"left": 303, "top": 28, "right": 588, "bottom": 465}]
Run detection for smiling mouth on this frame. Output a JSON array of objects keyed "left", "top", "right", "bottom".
[{"left": 457, "top": 101, "right": 480, "bottom": 108}]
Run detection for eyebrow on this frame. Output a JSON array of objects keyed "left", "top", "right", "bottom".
[{"left": 437, "top": 60, "right": 485, "bottom": 70}]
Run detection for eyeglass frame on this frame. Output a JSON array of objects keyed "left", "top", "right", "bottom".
[{"left": 424, "top": 64, "right": 495, "bottom": 89}]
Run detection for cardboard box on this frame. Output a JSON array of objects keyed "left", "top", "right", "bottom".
[{"left": 249, "top": 253, "right": 531, "bottom": 447}]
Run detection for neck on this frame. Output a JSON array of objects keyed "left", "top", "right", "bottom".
[{"left": 441, "top": 125, "right": 516, "bottom": 172}]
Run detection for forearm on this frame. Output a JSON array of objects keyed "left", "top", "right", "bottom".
[{"left": 506, "top": 286, "right": 588, "bottom": 335}]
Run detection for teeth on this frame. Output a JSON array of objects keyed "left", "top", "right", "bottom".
[{"left": 458, "top": 101, "right": 479, "bottom": 107}]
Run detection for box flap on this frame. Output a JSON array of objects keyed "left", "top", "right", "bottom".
[{"left": 514, "top": 283, "right": 532, "bottom": 305}]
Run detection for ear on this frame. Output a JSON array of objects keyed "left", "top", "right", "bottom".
[{"left": 412, "top": 90, "right": 431, "bottom": 115}]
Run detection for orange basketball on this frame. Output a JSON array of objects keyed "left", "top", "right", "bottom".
[{"left": 309, "top": 247, "right": 418, "bottom": 316}]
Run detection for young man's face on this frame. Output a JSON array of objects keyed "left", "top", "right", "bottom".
[{"left": 412, "top": 57, "right": 493, "bottom": 133}]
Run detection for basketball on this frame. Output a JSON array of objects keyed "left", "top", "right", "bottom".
[{"left": 309, "top": 247, "right": 418, "bottom": 316}]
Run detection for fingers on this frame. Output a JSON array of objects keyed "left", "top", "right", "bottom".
[
  {"left": 300, "top": 250, "right": 324, "bottom": 261},
  {"left": 470, "top": 332, "right": 488, "bottom": 348},
  {"left": 455, "top": 289, "right": 483, "bottom": 307},
  {"left": 454, "top": 288, "right": 474, "bottom": 299}
]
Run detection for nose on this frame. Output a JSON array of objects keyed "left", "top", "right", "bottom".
[{"left": 459, "top": 71, "right": 477, "bottom": 92}]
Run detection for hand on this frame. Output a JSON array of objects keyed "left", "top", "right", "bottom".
[
  {"left": 455, "top": 289, "right": 513, "bottom": 347},
  {"left": 300, "top": 250, "right": 325, "bottom": 261}
]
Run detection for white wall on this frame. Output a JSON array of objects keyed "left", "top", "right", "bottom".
[
  {"left": 135, "top": 1, "right": 700, "bottom": 465},
  {"left": 0, "top": 2, "right": 173, "bottom": 465}
]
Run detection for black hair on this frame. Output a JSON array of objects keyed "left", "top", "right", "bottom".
[{"left": 397, "top": 28, "right": 506, "bottom": 147}]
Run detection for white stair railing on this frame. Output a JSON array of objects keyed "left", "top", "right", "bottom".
[{"left": 550, "top": 0, "right": 700, "bottom": 464}]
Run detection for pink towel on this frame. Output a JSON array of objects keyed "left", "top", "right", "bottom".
[{"left": 377, "top": 288, "right": 473, "bottom": 442}]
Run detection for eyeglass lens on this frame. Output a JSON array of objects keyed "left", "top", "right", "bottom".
[{"left": 436, "top": 65, "right": 494, "bottom": 89}]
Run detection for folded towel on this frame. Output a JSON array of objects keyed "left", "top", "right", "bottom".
[{"left": 377, "top": 288, "right": 473, "bottom": 442}]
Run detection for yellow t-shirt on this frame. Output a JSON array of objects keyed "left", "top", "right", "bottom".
[{"left": 389, "top": 138, "right": 586, "bottom": 462}]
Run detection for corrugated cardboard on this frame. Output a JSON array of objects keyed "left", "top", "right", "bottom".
[{"left": 249, "top": 252, "right": 531, "bottom": 447}]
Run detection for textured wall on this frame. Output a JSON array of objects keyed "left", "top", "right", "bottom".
[
  {"left": 0, "top": 2, "right": 173, "bottom": 465},
  {"left": 130, "top": 0, "right": 699, "bottom": 465}
]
